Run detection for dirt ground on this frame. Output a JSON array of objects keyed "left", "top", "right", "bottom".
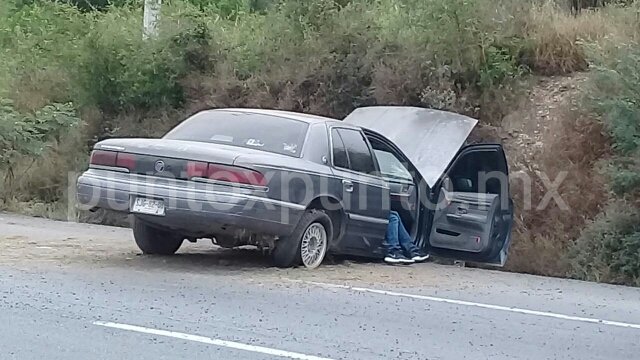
[
  {"left": 0, "top": 212, "right": 549, "bottom": 292},
  {"left": 0, "top": 232, "right": 460, "bottom": 288}
]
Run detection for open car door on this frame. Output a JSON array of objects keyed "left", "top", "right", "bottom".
[
  {"left": 427, "top": 144, "right": 513, "bottom": 266},
  {"left": 344, "top": 106, "right": 514, "bottom": 266}
]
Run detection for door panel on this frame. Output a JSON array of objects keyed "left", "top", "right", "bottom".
[
  {"left": 425, "top": 144, "right": 513, "bottom": 266},
  {"left": 429, "top": 190, "right": 500, "bottom": 254}
]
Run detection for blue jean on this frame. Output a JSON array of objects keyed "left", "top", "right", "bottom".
[{"left": 386, "top": 211, "right": 418, "bottom": 253}]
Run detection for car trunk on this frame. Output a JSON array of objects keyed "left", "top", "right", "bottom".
[{"left": 93, "top": 138, "right": 271, "bottom": 182}]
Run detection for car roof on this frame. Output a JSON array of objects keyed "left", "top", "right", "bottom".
[{"left": 207, "top": 108, "right": 342, "bottom": 125}]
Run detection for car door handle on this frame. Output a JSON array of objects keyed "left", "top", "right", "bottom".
[
  {"left": 342, "top": 180, "right": 354, "bottom": 193},
  {"left": 457, "top": 203, "right": 469, "bottom": 214}
]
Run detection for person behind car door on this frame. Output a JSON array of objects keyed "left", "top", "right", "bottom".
[{"left": 384, "top": 211, "right": 430, "bottom": 264}]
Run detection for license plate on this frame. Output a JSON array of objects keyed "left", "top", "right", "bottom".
[{"left": 131, "top": 197, "right": 165, "bottom": 216}]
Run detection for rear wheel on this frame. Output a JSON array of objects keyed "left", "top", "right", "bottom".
[
  {"left": 300, "top": 223, "right": 328, "bottom": 268},
  {"left": 132, "top": 217, "right": 184, "bottom": 255},
  {"left": 271, "top": 209, "right": 332, "bottom": 269}
]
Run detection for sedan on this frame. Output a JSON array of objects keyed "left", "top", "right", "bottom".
[{"left": 77, "top": 107, "right": 514, "bottom": 269}]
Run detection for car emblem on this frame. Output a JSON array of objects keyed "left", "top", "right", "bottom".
[{"left": 154, "top": 160, "right": 165, "bottom": 172}]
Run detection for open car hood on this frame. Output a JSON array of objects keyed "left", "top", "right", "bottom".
[{"left": 343, "top": 106, "right": 478, "bottom": 188}]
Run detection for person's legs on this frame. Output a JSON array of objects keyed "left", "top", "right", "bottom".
[
  {"left": 397, "top": 218, "right": 418, "bottom": 253},
  {"left": 396, "top": 214, "right": 430, "bottom": 262},
  {"left": 384, "top": 211, "right": 413, "bottom": 264},
  {"left": 385, "top": 211, "right": 402, "bottom": 253}
]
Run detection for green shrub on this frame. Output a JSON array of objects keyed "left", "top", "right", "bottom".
[
  {"left": 0, "top": 99, "right": 82, "bottom": 200},
  {"left": 1, "top": 0, "right": 532, "bottom": 116},
  {"left": 76, "top": 4, "right": 216, "bottom": 113},
  {"left": 575, "top": 41, "right": 640, "bottom": 285},
  {"left": 0, "top": 2, "right": 88, "bottom": 102},
  {"left": 588, "top": 43, "right": 640, "bottom": 195},
  {"left": 78, "top": 9, "right": 169, "bottom": 111},
  {"left": 569, "top": 202, "right": 640, "bottom": 285},
  {"left": 190, "top": 0, "right": 248, "bottom": 18}
]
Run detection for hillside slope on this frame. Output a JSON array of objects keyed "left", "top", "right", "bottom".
[{"left": 495, "top": 74, "right": 610, "bottom": 275}]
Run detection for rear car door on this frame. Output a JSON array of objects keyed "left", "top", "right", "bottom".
[
  {"left": 425, "top": 144, "right": 514, "bottom": 266},
  {"left": 329, "top": 127, "right": 390, "bottom": 255}
]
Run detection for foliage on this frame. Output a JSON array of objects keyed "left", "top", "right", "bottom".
[
  {"left": 190, "top": 0, "right": 248, "bottom": 18},
  {"left": 2, "top": 0, "right": 591, "bottom": 117},
  {"left": 588, "top": 44, "right": 640, "bottom": 195},
  {"left": 570, "top": 40, "right": 640, "bottom": 284},
  {"left": 11, "top": 0, "right": 268, "bottom": 14},
  {"left": 76, "top": 10, "right": 189, "bottom": 112},
  {"left": 0, "top": 99, "right": 82, "bottom": 199},
  {"left": 569, "top": 202, "right": 640, "bottom": 285}
]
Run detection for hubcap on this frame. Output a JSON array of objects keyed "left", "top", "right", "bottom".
[{"left": 300, "top": 223, "right": 327, "bottom": 269}]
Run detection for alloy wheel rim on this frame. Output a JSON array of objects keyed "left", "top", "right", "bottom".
[{"left": 300, "top": 223, "right": 327, "bottom": 269}]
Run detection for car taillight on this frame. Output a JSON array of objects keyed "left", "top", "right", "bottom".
[
  {"left": 208, "top": 164, "right": 267, "bottom": 187},
  {"left": 115, "top": 153, "right": 136, "bottom": 170},
  {"left": 90, "top": 150, "right": 117, "bottom": 167},
  {"left": 90, "top": 150, "right": 136, "bottom": 171},
  {"left": 187, "top": 161, "right": 266, "bottom": 187},
  {"left": 187, "top": 161, "right": 208, "bottom": 178}
]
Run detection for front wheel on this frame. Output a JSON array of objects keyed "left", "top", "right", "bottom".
[
  {"left": 271, "top": 210, "right": 332, "bottom": 269},
  {"left": 133, "top": 217, "right": 184, "bottom": 255}
]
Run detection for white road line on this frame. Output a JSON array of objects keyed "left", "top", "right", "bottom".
[
  {"left": 297, "top": 280, "right": 640, "bottom": 330},
  {"left": 93, "top": 321, "right": 334, "bottom": 360}
]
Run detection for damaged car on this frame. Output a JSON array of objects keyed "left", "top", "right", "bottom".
[{"left": 77, "top": 107, "right": 514, "bottom": 269}]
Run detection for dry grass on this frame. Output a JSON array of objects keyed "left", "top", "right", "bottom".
[
  {"left": 9, "top": 68, "right": 72, "bottom": 113},
  {"left": 505, "top": 84, "right": 611, "bottom": 276},
  {"left": 519, "top": 2, "right": 640, "bottom": 75},
  {"left": 442, "top": 103, "right": 609, "bottom": 278},
  {"left": 510, "top": 116, "right": 610, "bottom": 275}
]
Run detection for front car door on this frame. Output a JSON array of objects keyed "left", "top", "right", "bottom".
[
  {"left": 343, "top": 106, "right": 514, "bottom": 266},
  {"left": 329, "top": 127, "right": 390, "bottom": 256},
  {"left": 425, "top": 144, "right": 514, "bottom": 265}
]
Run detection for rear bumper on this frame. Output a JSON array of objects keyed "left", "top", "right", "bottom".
[{"left": 76, "top": 169, "right": 304, "bottom": 236}]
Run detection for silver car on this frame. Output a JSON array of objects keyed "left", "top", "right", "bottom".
[{"left": 77, "top": 107, "right": 514, "bottom": 269}]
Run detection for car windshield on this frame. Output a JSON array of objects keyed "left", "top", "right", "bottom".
[
  {"left": 373, "top": 149, "right": 413, "bottom": 181},
  {"left": 164, "top": 111, "right": 309, "bottom": 157}
]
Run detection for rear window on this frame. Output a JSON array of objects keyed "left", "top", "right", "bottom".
[{"left": 164, "top": 111, "right": 309, "bottom": 157}]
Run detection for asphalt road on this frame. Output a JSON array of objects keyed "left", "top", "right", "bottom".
[{"left": 1, "top": 213, "right": 639, "bottom": 360}]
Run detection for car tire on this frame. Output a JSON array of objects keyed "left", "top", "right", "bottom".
[
  {"left": 271, "top": 209, "right": 333, "bottom": 269},
  {"left": 132, "top": 217, "right": 184, "bottom": 255}
]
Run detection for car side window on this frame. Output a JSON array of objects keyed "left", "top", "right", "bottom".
[
  {"left": 337, "top": 129, "right": 376, "bottom": 175},
  {"left": 331, "top": 129, "right": 349, "bottom": 169},
  {"left": 373, "top": 149, "right": 412, "bottom": 181}
]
